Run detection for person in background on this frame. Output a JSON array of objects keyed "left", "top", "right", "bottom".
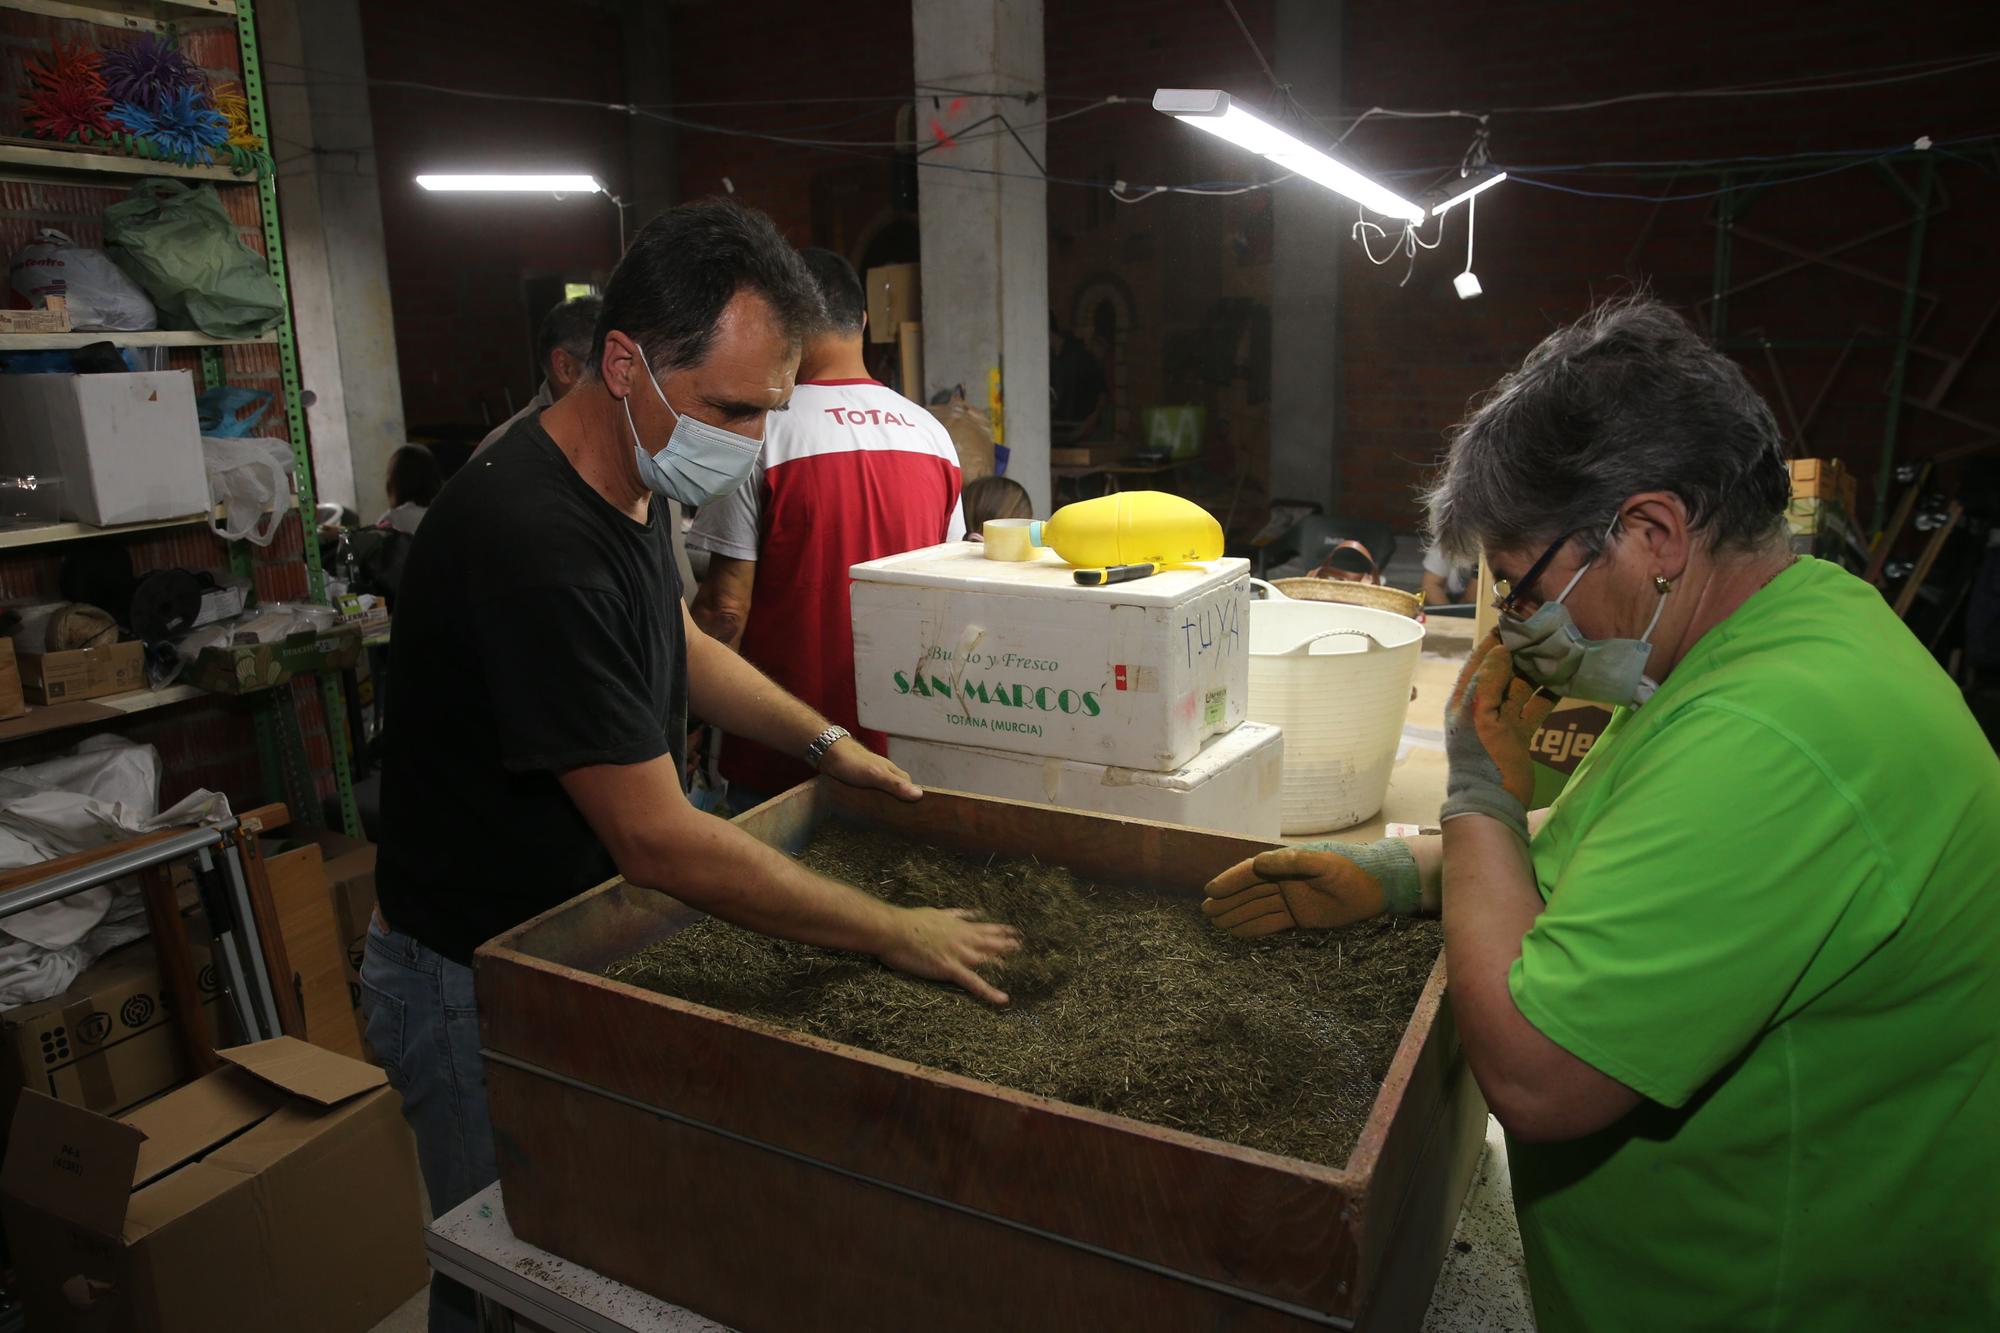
[
  {"left": 1421, "top": 542, "right": 1477, "bottom": 605},
  {"left": 961, "top": 475, "right": 1033, "bottom": 539},
  {"left": 475, "top": 294, "right": 599, "bottom": 455},
  {"left": 379, "top": 444, "right": 442, "bottom": 535},
  {"left": 689, "top": 247, "right": 965, "bottom": 806},
  {"left": 371, "top": 205, "right": 1015, "bottom": 1333},
  {"left": 1049, "top": 312, "right": 1107, "bottom": 446}
]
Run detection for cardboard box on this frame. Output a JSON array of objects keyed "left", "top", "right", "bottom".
[
  {"left": 865, "top": 262, "right": 919, "bottom": 344},
  {"left": 0, "top": 638, "right": 26, "bottom": 720},
  {"left": 264, "top": 845, "right": 363, "bottom": 1060},
  {"left": 1, "top": 1036, "right": 429, "bottom": 1333},
  {"left": 186, "top": 627, "right": 362, "bottom": 694},
  {"left": 0, "top": 937, "right": 230, "bottom": 1139},
  {"left": 0, "top": 294, "right": 70, "bottom": 334},
  {"left": 852, "top": 544, "right": 1252, "bottom": 771},
  {"left": 890, "top": 720, "right": 1284, "bottom": 838},
  {"left": 309, "top": 832, "right": 378, "bottom": 1019},
  {"left": 17, "top": 639, "right": 147, "bottom": 704},
  {"left": 1528, "top": 697, "right": 1614, "bottom": 807},
  {"left": 1788, "top": 457, "right": 1858, "bottom": 514},
  {"left": 0, "top": 370, "right": 208, "bottom": 526}
]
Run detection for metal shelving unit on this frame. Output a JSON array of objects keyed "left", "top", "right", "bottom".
[
  {"left": 0, "top": 0, "right": 361, "bottom": 838},
  {"left": 0, "top": 329, "right": 276, "bottom": 350}
]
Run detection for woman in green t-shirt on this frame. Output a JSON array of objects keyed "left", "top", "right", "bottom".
[{"left": 1204, "top": 298, "right": 2000, "bottom": 1332}]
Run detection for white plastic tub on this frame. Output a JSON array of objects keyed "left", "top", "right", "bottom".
[{"left": 1247, "top": 582, "right": 1424, "bottom": 834}]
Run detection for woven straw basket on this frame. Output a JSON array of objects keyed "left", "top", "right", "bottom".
[{"left": 1269, "top": 576, "right": 1423, "bottom": 620}]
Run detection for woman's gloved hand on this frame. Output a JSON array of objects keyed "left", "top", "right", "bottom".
[
  {"left": 1443, "top": 634, "right": 1556, "bottom": 843},
  {"left": 1201, "top": 838, "right": 1421, "bottom": 939}
]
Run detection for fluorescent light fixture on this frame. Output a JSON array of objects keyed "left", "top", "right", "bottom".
[
  {"left": 1431, "top": 168, "right": 1507, "bottom": 217},
  {"left": 415, "top": 174, "right": 604, "bottom": 193},
  {"left": 1152, "top": 88, "right": 1426, "bottom": 223}
]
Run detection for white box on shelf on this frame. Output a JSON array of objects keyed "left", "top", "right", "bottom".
[
  {"left": 851, "top": 543, "right": 1250, "bottom": 771},
  {"left": 0, "top": 370, "right": 207, "bottom": 526},
  {"left": 889, "top": 721, "right": 1284, "bottom": 840}
]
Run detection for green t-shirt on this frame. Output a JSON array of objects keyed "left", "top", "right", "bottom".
[{"left": 1510, "top": 557, "right": 2000, "bottom": 1332}]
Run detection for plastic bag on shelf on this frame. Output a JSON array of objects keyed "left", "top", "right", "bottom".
[
  {"left": 102, "top": 180, "right": 285, "bottom": 338},
  {"left": 203, "top": 435, "right": 294, "bottom": 546},
  {"left": 7, "top": 228, "right": 158, "bottom": 331}
]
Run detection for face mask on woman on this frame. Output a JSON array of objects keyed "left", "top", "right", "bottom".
[{"left": 1495, "top": 515, "right": 1671, "bottom": 708}]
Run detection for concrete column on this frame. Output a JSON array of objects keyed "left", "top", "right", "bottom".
[
  {"left": 912, "top": 0, "right": 1050, "bottom": 513},
  {"left": 1270, "top": 0, "right": 1344, "bottom": 515},
  {"left": 261, "top": 0, "right": 407, "bottom": 521}
]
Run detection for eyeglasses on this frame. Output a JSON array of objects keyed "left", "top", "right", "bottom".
[{"left": 1491, "top": 526, "right": 1590, "bottom": 616}]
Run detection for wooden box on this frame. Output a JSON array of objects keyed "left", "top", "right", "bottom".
[{"left": 477, "top": 783, "right": 1485, "bottom": 1331}]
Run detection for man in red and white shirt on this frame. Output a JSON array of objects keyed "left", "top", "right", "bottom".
[{"left": 689, "top": 248, "right": 964, "bottom": 800}]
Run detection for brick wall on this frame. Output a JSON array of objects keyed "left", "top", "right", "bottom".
[
  {"left": 1331, "top": 0, "right": 2000, "bottom": 527},
  {"left": 361, "top": 1, "right": 1998, "bottom": 530},
  {"left": 359, "top": 0, "right": 628, "bottom": 432}
]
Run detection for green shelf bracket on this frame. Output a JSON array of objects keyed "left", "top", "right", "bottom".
[{"left": 227, "top": 1, "right": 361, "bottom": 838}]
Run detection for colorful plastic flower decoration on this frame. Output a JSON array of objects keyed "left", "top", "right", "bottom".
[
  {"left": 209, "top": 81, "right": 263, "bottom": 151},
  {"left": 21, "top": 42, "right": 113, "bottom": 143},
  {"left": 101, "top": 32, "right": 204, "bottom": 109},
  {"left": 107, "top": 85, "right": 229, "bottom": 164}
]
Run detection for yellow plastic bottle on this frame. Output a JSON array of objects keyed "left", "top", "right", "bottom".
[{"left": 1028, "top": 492, "right": 1224, "bottom": 568}]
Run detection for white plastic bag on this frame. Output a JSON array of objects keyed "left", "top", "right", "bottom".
[
  {"left": 203, "top": 435, "right": 294, "bottom": 546},
  {"left": 8, "top": 228, "right": 158, "bottom": 331}
]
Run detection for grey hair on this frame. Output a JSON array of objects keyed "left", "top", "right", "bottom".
[{"left": 1423, "top": 296, "right": 1791, "bottom": 564}]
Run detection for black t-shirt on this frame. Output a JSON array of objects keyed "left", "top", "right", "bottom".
[{"left": 376, "top": 416, "right": 688, "bottom": 964}]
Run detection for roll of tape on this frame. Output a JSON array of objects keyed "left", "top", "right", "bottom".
[{"left": 982, "top": 518, "right": 1037, "bottom": 561}]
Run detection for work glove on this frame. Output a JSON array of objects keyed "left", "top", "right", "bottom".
[
  {"left": 1442, "top": 634, "right": 1555, "bottom": 843},
  {"left": 1201, "top": 838, "right": 1421, "bottom": 939}
]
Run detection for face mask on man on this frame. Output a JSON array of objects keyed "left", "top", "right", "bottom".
[
  {"left": 620, "top": 344, "right": 762, "bottom": 507},
  {"left": 1495, "top": 515, "right": 1671, "bottom": 708}
]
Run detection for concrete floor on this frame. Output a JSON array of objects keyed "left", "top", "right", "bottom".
[{"left": 372, "top": 1290, "right": 427, "bottom": 1333}]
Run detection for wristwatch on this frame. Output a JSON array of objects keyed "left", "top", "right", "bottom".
[{"left": 804, "top": 725, "right": 851, "bottom": 770}]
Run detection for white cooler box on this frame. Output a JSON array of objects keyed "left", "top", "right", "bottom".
[
  {"left": 852, "top": 543, "right": 1251, "bottom": 771},
  {"left": 890, "top": 721, "right": 1284, "bottom": 840},
  {"left": 0, "top": 370, "right": 208, "bottom": 526}
]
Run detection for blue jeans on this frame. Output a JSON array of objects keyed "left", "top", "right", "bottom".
[{"left": 359, "top": 916, "right": 495, "bottom": 1333}]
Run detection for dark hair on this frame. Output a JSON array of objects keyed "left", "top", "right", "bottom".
[
  {"left": 386, "top": 444, "right": 443, "bottom": 509},
  {"left": 536, "top": 295, "right": 600, "bottom": 375},
  {"left": 961, "top": 475, "right": 1033, "bottom": 529},
  {"left": 797, "top": 248, "right": 865, "bottom": 335},
  {"left": 1424, "top": 296, "right": 1790, "bottom": 563},
  {"left": 589, "top": 199, "right": 822, "bottom": 373}
]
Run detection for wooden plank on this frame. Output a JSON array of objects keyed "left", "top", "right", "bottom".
[
  {"left": 487, "top": 1058, "right": 1325, "bottom": 1333},
  {"left": 139, "top": 866, "right": 217, "bottom": 1075},
  {"left": 0, "top": 330, "right": 275, "bottom": 351},
  {"left": 0, "top": 824, "right": 191, "bottom": 895},
  {"left": 232, "top": 826, "right": 307, "bottom": 1037},
  {"left": 263, "top": 844, "right": 362, "bottom": 1060},
  {"left": 1893, "top": 501, "right": 1961, "bottom": 618},
  {"left": 1867, "top": 461, "right": 1931, "bottom": 584},
  {"left": 480, "top": 783, "right": 1465, "bottom": 1322},
  {"left": 0, "top": 137, "right": 250, "bottom": 185}
]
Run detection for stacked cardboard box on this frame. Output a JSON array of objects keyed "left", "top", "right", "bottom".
[
  {"left": 853, "top": 544, "right": 1282, "bottom": 838},
  {"left": 0, "top": 935, "right": 232, "bottom": 1139},
  {"left": 1, "top": 1036, "right": 429, "bottom": 1333},
  {"left": 1786, "top": 458, "right": 1869, "bottom": 573}
]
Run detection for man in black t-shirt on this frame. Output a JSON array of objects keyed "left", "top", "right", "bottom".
[{"left": 365, "top": 201, "right": 1019, "bottom": 1333}]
